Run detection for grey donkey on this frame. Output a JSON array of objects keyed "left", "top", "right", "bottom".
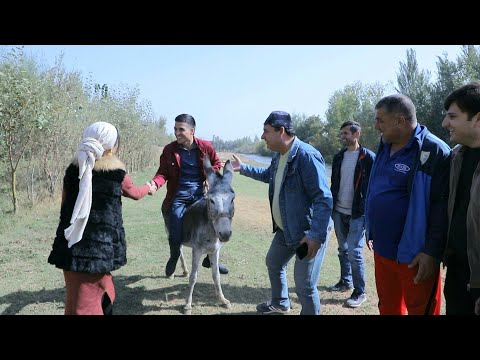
[{"left": 164, "top": 157, "right": 235, "bottom": 314}]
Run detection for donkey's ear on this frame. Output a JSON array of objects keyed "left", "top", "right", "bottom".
[
  {"left": 223, "top": 160, "right": 234, "bottom": 183},
  {"left": 204, "top": 156, "right": 216, "bottom": 186}
]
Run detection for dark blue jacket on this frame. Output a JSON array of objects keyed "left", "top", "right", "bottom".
[
  {"left": 365, "top": 125, "right": 451, "bottom": 263},
  {"left": 331, "top": 146, "right": 376, "bottom": 219}
]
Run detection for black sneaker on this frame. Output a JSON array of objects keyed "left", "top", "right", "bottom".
[
  {"left": 256, "top": 300, "right": 290, "bottom": 314},
  {"left": 328, "top": 279, "right": 353, "bottom": 292},
  {"left": 202, "top": 256, "right": 229, "bottom": 275}
]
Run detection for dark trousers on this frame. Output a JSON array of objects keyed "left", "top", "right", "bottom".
[
  {"left": 444, "top": 254, "right": 475, "bottom": 315},
  {"left": 164, "top": 193, "right": 203, "bottom": 261}
]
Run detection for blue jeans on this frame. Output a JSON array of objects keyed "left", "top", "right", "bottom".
[
  {"left": 332, "top": 210, "right": 366, "bottom": 295},
  {"left": 166, "top": 192, "right": 203, "bottom": 260},
  {"left": 265, "top": 218, "right": 333, "bottom": 315}
]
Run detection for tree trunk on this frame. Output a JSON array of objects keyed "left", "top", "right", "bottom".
[
  {"left": 30, "top": 166, "right": 36, "bottom": 204},
  {"left": 11, "top": 170, "right": 17, "bottom": 214}
]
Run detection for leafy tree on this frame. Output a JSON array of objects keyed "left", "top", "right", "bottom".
[
  {"left": 324, "top": 83, "right": 363, "bottom": 158},
  {"left": 212, "top": 134, "right": 225, "bottom": 151},
  {"left": 430, "top": 52, "right": 462, "bottom": 141},
  {"left": 254, "top": 140, "right": 273, "bottom": 156},
  {"left": 457, "top": 45, "right": 480, "bottom": 83},
  {"left": 323, "top": 82, "right": 386, "bottom": 161},
  {"left": 396, "top": 49, "right": 434, "bottom": 133},
  {"left": 292, "top": 112, "right": 329, "bottom": 154},
  {"left": 43, "top": 63, "right": 85, "bottom": 196},
  {"left": 0, "top": 47, "right": 50, "bottom": 213},
  {"left": 354, "top": 82, "right": 386, "bottom": 151}
]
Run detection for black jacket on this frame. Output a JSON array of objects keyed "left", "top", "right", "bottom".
[
  {"left": 330, "top": 146, "right": 376, "bottom": 219},
  {"left": 48, "top": 156, "right": 127, "bottom": 273}
]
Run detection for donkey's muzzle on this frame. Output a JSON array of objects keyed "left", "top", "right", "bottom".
[{"left": 219, "top": 230, "right": 232, "bottom": 242}]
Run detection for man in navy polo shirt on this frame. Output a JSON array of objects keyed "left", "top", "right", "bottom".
[{"left": 365, "top": 94, "right": 451, "bottom": 315}]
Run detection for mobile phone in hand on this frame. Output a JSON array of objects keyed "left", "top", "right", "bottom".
[{"left": 296, "top": 242, "right": 308, "bottom": 259}]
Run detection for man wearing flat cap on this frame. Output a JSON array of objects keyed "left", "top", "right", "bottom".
[{"left": 231, "top": 111, "right": 333, "bottom": 315}]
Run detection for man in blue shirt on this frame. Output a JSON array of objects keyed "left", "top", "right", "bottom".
[
  {"left": 365, "top": 94, "right": 451, "bottom": 315},
  {"left": 231, "top": 111, "right": 333, "bottom": 315}
]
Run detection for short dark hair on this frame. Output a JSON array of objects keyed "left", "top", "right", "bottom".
[
  {"left": 340, "top": 120, "right": 361, "bottom": 134},
  {"left": 444, "top": 81, "right": 480, "bottom": 121},
  {"left": 375, "top": 94, "right": 417, "bottom": 123},
  {"left": 175, "top": 114, "right": 196, "bottom": 128},
  {"left": 264, "top": 111, "right": 296, "bottom": 136}
]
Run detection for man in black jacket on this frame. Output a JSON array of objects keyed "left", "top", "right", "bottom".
[{"left": 328, "top": 120, "right": 375, "bottom": 308}]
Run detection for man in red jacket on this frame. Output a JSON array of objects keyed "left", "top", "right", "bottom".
[{"left": 149, "top": 114, "right": 229, "bottom": 277}]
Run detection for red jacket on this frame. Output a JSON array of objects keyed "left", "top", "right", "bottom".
[{"left": 151, "top": 137, "right": 222, "bottom": 212}]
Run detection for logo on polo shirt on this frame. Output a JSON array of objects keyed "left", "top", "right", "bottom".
[
  {"left": 420, "top": 151, "right": 430, "bottom": 165},
  {"left": 394, "top": 163, "right": 410, "bottom": 174}
]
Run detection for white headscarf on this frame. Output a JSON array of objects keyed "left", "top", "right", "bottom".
[{"left": 64, "top": 122, "right": 119, "bottom": 248}]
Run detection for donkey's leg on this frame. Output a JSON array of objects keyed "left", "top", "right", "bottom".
[
  {"left": 209, "top": 248, "right": 231, "bottom": 309},
  {"left": 184, "top": 248, "right": 202, "bottom": 315},
  {"left": 179, "top": 245, "right": 189, "bottom": 277}
]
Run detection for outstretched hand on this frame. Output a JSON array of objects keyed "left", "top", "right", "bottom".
[{"left": 231, "top": 154, "right": 242, "bottom": 172}]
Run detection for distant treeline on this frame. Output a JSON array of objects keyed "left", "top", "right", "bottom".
[
  {"left": 2, "top": 45, "right": 480, "bottom": 215},
  {"left": 212, "top": 135, "right": 274, "bottom": 156},
  {"left": 0, "top": 46, "right": 173, "bottom": 214},
  {"left": 212, "top": 46, "right": 480, "bottom": 165}
]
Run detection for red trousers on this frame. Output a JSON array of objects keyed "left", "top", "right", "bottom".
[
  {"left": 374, "top": 252, "right": 441, "bottom": 315},
  {"left": 63, "top": 271, "right": 115, "bottom": 315}
]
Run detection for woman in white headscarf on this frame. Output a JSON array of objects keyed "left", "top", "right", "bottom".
[{"left": 48, "top": 122, "right": 155, "bottom": 315}]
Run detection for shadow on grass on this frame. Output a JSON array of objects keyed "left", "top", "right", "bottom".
[
  {"left": 0, "top": 274, "right": 275, "bottom": 315},
  {"left": 316, "top": 285, "right": 351, "bottom": 306},
  {"left": 113, "top": 274, "right": 273, "bottom": 315},
  {"left": 0, "top": 274, "right": 344, "bottom": 315},
  {"left": 0, "top": 287, "right": 66, "bottom": 315}
]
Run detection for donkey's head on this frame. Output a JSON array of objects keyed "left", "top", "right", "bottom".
[{"left": 204, "top": 157, "right": 235, "bottom": 242}]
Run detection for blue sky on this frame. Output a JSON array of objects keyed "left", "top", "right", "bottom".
[{"left": 15, "top": 45, "right": 465, "bottom": 141}]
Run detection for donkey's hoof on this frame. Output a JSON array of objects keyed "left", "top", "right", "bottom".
[
  {"left": 222, "top": 300, "right": 232, "bottom": 309},
  {"left": 182, "top": 271, "right": 190, "bottom": 277},
  {"left": 166, "top": 274, "right": 174, "bottom": 280},
  {"left": 184, "top": 306, "right": 192, "bottom": 315}
]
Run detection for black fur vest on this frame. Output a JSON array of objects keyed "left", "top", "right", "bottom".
[{"left": 48, "top": 156, "right": 127, "bottom": 273}]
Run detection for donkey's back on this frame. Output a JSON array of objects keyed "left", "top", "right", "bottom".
[{"left": 182, "top": 198, "right": 218, "bottom": 253}]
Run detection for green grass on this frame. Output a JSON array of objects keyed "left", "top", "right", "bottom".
[{"left": 0, "top": 155, "right": 445, "bottom": 315}]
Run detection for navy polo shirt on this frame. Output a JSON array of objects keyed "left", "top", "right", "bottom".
[
  {"left": 367, "top": 126, "right": 420, "bottom": 260},
  {"left": 176, "top": 145, "right": 203, "bottom": 197}
]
